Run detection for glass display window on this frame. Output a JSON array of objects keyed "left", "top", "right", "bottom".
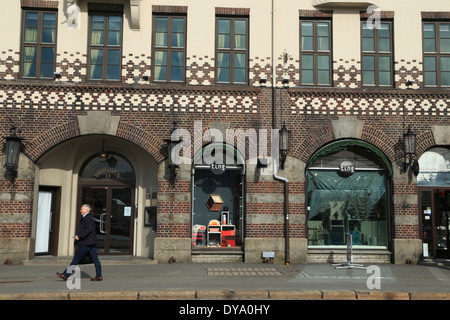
[{"left": 306, "top": 141, "right": 390, "bottom": 249}]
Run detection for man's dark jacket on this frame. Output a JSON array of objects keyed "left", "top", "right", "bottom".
[{"left": 75, "top": 213, "right": 98, "bottom": 246}]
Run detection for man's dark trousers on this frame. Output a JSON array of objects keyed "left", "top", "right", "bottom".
[{"left": 63, "top": 244, "right": 102, "bottom": 278}]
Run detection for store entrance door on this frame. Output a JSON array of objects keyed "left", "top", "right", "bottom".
[
  {"left": 80, "top": 185, "right": 134, "bottom": 254},
  {"left": 78, "top": 152, "right": 136, "bottom": 255},
  {"left": 35, "top": 187, "right": 61, "bottom": 255},
  {"left": 420, "top": 189, "right": 450, "bottom": 258}
]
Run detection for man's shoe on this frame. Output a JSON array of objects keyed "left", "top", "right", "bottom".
[
  {"left": 91, "top": 277, "right": 103, "bottom": 281},
  {"left": 56, "top": 272, "right": 68, "bottom": 281}
]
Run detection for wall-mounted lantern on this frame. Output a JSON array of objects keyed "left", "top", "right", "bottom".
[
  {"left": 165, "top": 122, "right": 180, "bottom": 187},
  {"left": 3, "top": 122, "right": 24, "bottom": 182},
  {"left": 403, "top": 125, "right": 416, "bottom": 173},
  {"left": 279, "top": 122, "right": 291, "bottom": 170}
]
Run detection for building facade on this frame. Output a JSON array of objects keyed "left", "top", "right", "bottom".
[{"left": 0, "top": 0, "right": 449, "bottom": 265}]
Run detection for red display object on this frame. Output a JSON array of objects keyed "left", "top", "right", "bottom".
[{"left": 221, "top": 229, "right": 236, "bottom": 247}]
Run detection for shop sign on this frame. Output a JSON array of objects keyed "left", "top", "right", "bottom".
[
  {"left": 94, "top": 167, "right": 122, "bottom": 180},
  {"left": 339, "top": 160, "right": 355, "bottom": 177},
  {"left": 210, "top": 162, "right": 226, "bottom": 175}
]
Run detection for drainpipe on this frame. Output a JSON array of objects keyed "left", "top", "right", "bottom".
[
  {"left": 271, "top": 1, "right": 289, "bottom": 265},
  {"left": 271, "top": 0, "right": 277, "bottom": 130},
  {"left": 273, "top": 158, "right": 290, "bottom": 265}
]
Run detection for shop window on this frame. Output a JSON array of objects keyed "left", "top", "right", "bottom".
[
  {"left": 417, "top": 147, "right": 450, "bottom": 186},
  {"left": 418, "top": 148, "right": 450, "bottom": 258},
  {"left": 192, "top": 144, "right": 244, "bottom": 248},
  {"left": 306, "top": 141, "right": 390, "bottom": 248}
]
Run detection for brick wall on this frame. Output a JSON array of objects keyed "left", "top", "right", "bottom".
[{"left": 1, "top": 81, "right": 446, "bottom": 243}]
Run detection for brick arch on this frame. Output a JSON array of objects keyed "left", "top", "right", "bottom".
[
  {"left": 360, "top": 124, "right": 397, "bottom": 163},
  {"left": 293, "top": 125, "right": 334, "bottom": 163},
  {"left": 116, "top": 121, "right": 165, "bottom": 163},
  {"left": 293, "top": 123, "right": 397, "bottom": 169},
  {"left": 416, "top": 130, "right": 436, "bottom": 159},
  {"left": 26, "top": 120, "right": 80, "bottom": 162},
  {"left": 27, "top": 120, "right": 165, "bottom": 163}
]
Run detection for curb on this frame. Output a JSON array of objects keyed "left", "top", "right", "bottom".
[{"left": 1, "top": 290, "right": 450, "bottom": 300}]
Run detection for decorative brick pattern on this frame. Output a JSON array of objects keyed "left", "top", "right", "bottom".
[
  {"left": 0, "top": 50, "right": 19, "bottom": 80},
  {"left": 123, "top": 53, "right": 151, "bottom": 85},
  {"left": 289, "top": 89, "right": 450, "bottom": 117},
  {"left": 395, "top": 60, "right": 422, "bottom": 89},
  {"left": 250, "top": 57, "right": 272, "bottom": 86},
  {"left": 0, "top": 83, "right": 259, "bottom": 114},
  {"left": 334, "top": 59, "right": 361, "bottom": 88},
  {"left": 56, "top": 51, "right": 87, "bottom": 82},
  {"left": 186, "top": 56, "right": 214, "bottom": 85}
]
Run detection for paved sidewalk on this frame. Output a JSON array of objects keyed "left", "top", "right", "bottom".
[{"left": 1, "top": 257, "right": 450, "bottom": 302}]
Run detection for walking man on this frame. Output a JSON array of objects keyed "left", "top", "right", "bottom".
[{"left": 57, "top": 204, "right": 103, "bottom": 281}]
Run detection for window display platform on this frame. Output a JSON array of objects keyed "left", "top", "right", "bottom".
[
  {"left": 306, "top": 248, "right": 391, "bottom": 264},
  {"left": 191, "top": 247, "right": 244, "bottom": 263}
]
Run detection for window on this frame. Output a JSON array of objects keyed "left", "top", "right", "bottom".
[
  {"left": 88, "top": 13, "right": 122, "bottom": 81},
  {"left": 361, "top": 21, "right": 393, "bottom": 87},
  {"left": 21, "top": 10, "right": 57, "bottom": 79},
  {"left": 300, "top": 20, "right": 332, "bottom": 86},
  {"left": 417, "top": 147, "right": 450, "bottom": 186},
  {"left": 306, "top": 142, "right": 390, "bottom": 249},
  {"left": 216, "top": 17, "right": 248, "bottom": 84},
  {"left": 152, "top": 15, "right": 186, "bottom": 82},
  {"left": 423, "top": 22, "right": 450, "bottom": 87}
]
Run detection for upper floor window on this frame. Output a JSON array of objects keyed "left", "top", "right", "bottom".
[
  {"left": 215, "top": 17, "right": 248, "bottom": 84},
  {"left": 152, "top": 15, "right": 186, "bottom": 82},
  {"left": 423, "top": 22, "right": 450, "bottom": 87},
  {"left": 361, "top": 21, "right": 393, "bottom": 87},
  {"left": 21, "top": 10, "right": 57, "bottom": 79},
  {"left": 300, "top": 20, "right": 332, "bottom": 86},
  {"left": 88, "top": 12, "right": 123, "bottom": 81}
]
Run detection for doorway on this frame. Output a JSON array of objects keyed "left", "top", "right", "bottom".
[
  {"left": 191, "top": 143, "right": 245, "bottom": 250},
  {"left": 35, "top": 187, "right": 61, "bottom": 255},
  {"left": 80, "top": 185, "right": 134, "bottom": 254},
  {"left": 420, "top": 189, "right": 450, "bottom": 258},
  {"left": 192, "top": 169, "right": 244, "bottom": 248},
  {"left": 78, "top": 152, "right": 135, "bottom": 255}
]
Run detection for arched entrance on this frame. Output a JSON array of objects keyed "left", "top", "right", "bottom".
[
  {"left": 34, "top": 132, "right": 158, "bottom": 259},
  {"left": 78, "top": 152, "right": 135, "bottom": 255},
  {"left": 191, "top": 143, "right": 245, "bottom": 250},
  {"left": 417, "top": 147, "right": 450, "bottom": 258},
  {"left": 305, "top": 140, "right": 392, "bottom": 249}
]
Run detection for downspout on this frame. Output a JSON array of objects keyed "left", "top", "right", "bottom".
[
  {"left": 271, "top": 0, "right": 290, "bottom": 265},
  {"left": 271, "top": 0, "right": 277, "bottom": 130},
  {"left": 273, "top": 158, "right": 290, "bottom": 265}
]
